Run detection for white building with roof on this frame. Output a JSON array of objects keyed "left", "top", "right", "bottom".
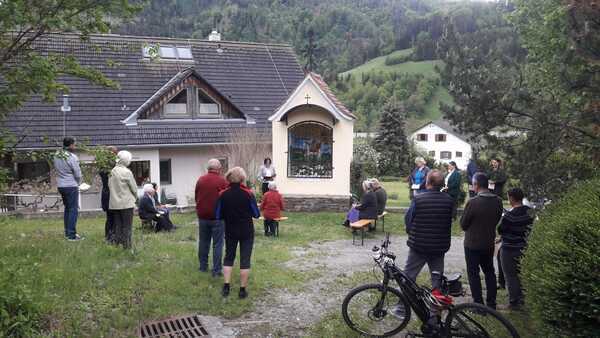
[{"left": 410, "top": 120, "right": 472, "bottom": 169}]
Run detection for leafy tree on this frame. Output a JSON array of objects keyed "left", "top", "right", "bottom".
[
  {"left": 0, "top": 0, "right": 140, "bottom": 189},
  {"left": 437, "top": 2, "right": 599, "bottom": 201},
  {"left": 373, "top": 99, "right": 411, "bottom": 176}
]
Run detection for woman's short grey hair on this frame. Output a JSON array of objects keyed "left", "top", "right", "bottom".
[
  {"left": 362, "top": 180, "right": 373, "bottom": 192},
  {"left": 415, "top": 156, "right": 425, "bottom": 165},
  {"left": 225, "top": 167, "right": 247, "bottom": 184},
  {"left": 117, "top": 150, "right": 132, "bottom": 166},
  {"left": 268, "top": 181, "right": 277, "bottom": 191},
  {"left": 143, "top": 183, "right": 154, "bottom": 194},
  {"left": 207, "top": 158, "right": 222, "bottom": 170}
]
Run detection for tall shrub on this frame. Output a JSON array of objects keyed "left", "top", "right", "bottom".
[
  {"left": 373, "top": 99, "right": 411, "bottom": 176},
  {"left": 521, "top": 178, "right": 600, "bottom": 337}
]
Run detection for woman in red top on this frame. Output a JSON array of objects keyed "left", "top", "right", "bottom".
[{"left": 260, "top": 182, "right": 285, "bottom": 236}]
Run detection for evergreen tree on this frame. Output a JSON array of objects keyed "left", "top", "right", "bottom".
[{"left": 373, "top": 99, "right": 411, "bottom": 176}]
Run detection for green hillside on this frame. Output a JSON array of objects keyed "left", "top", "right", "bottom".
[
  {"left": 336, "top": 49, "right": 454, "bottom": 130},
  {"left": 340, "top": 49, "right": 444, "bottom": 79}
]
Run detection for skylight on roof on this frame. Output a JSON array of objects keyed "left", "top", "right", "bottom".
[{"left": 142, "top": 45, "right": 193, "bottom": 60}]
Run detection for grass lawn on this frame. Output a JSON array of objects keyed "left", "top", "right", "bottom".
[
  {"left": 339, "top": 48, "right": 443, "bottom": 79},
  {"left": 0, "top": 211, "right": 412, "bottom": 337},
  {"left": 381, "top": 179, "right": 412, "bottom": 208}
]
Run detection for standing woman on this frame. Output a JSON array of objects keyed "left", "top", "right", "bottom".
[
  {"left": 258, "top": 157, "right": 276, "bottom": 194},
  {"left": 443, "top": 161, "right": 462, "bottom": 218},
  {"left": 409, "top": 157, "right": 430, "bottom": 199},
  {"left": 108, "top": 150, "right": 138, "bottom": 249},
  {"left": 216, "top": 167, "right": 260, "bottom": 299},
  {"left": 488, "top": 158, "right": 508, "bottom": 197}
]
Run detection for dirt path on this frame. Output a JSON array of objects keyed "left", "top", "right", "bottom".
[{"left": 206, "top": 235, "right": 467, "bottom": 337}]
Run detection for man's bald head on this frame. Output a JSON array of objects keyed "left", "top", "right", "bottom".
[{"left": 426, "top": 169, "right": 444, "bottom": 190}]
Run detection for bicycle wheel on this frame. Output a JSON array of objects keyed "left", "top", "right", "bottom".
[
  {"left": 445, "top": 303, "right": 520, "bottom": 338},
  {"left": 341, "top": 283, "right": 411, "bottom": 337}
]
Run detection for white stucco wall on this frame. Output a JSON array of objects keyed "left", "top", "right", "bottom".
[
  {"left": 272, "top": 106, "right": 354, "bottom": 197},
  {"left": 157, "top": 146, "right": 224, "bottom": 206},
  {"left": 410, "top": 123, "right": 472, "bottom": 169}
]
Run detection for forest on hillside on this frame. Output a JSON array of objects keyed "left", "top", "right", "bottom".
[{"left": 116, "top": 0, "right": 502, "bottom": 77}]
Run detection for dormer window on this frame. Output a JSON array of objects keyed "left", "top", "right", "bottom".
[{"left": 162, "top": 86, "right": 221, "bottom": 118}]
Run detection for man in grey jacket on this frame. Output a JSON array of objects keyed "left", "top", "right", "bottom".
[
  {"left": 461, "top": 172, "right": 503, "bottom": 309},
  {"left": 53, "top": 137, "right": 83, "bottom": 241}
]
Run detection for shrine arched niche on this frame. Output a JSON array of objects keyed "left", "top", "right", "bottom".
[{"left": 287, "top": 121, "right": 333, "bottom": 178}]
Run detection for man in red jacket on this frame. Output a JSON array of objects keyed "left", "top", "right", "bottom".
[
  {"left": 195, "top": 159, "right": 229, "bottom": 277},
  {"left": 260, "top": 182, "right": 285, "bottom": 236}
]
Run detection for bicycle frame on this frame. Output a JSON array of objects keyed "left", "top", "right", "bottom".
[{"left": 380, "top": 260, "right": 434, "bottom": 324}]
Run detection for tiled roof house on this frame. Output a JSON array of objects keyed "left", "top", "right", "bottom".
[{"left": 4, "top": 33, "right": 355, "bottom": 210}]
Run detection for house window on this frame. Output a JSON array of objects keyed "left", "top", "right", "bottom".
[
  {"left": 428, "top": 151, "right": 435, "bottom": 157},
  {"left": 435, "top": 134, "right": 447, "bottom": 142},
  {"left": 416, "top": 133, "right": 428, "bottom": 141},
  {"left": 162, "top": 87, "right": 221, "bottom": 118},
  {"left": 197, "top": 89, "right": 221, "bottom": 116},
  {"left": 159, "top": 159, "right": 172, "bottom": 184},
  {"left": 16, "top": 161, "right": 50, "bottom": 182},
  {"left": 288, "top": 121, "right": 333, "bottom": 178},
  {"left": 440, "top": 151, "right": 452, "bottom": 160},
  {"left": 130, "top": 161, "right": 151, "bottom": 186},
  {"left": 218, "top": 158, "right": 229, "bottom": 172},
  {"left": 164, "top": 89, "right": 189, "bottom": 117},
  {"left": 456, "top": 151, "right": 463, "bottom": 158}
]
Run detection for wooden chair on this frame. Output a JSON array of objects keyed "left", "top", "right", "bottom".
[
  {"left": 259, "top": 216, "right": 288, "bottom": 237},
  {"left": 374, "top": 211, "right": 388, "bottom": 232},
  {"left": 350, "top": 219, "right": 375, "bottom": 246}
]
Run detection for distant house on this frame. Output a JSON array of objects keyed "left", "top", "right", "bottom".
[
  {"left": 4, "top": 32, "right": 354, "bottom": 211},
  {"left": 410, "top": 120, "right": 472, "bottom": 169}
]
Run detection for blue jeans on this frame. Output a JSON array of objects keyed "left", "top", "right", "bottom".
[
  {"left": 198, "top": 219, "right": 224, "bottom": 274},
  {"left": 58, "top": 187, "right": 79, "bottom": 239}
]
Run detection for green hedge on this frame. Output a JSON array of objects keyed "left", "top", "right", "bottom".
[{"left": 521, "top": 178, "right": 600, "bottom": 337}]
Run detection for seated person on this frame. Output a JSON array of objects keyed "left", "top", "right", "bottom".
[
  {"left": 139, "top": 184, "right": 175, "bottom": 232},
  {"left": 343, "top": 180, "right": 378, "bottom": 230},
  {"left": 370, "top": 178, "right": 387, "bottom": 215},
  {"left": 260, "top": 182, "right": 285, "bottom": 236}
]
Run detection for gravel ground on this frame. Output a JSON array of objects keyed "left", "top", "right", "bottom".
[{"left": 207, "top": 235, "right": 469, "bottom": 337}]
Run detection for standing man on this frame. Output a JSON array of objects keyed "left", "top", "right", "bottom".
[
  {"left": 53, "top": 137, "right": 83, "bottom": 241},
  {"left": 461, "top": 172, "right": 503, "bottom": 309},
  {"left": 488, "top": 158, "right": 508, "bottom": 197},
  {"left": 498, "top": 188, "right": 534, "bottom": 310},
  {"left": 404, "top": 170, "right": 454, "bottom": 290},
  {"left": 99, "top": 146, "right": 118, "bottom": 243},
  {"left": 195, "top": 159, "right": 229, "bottom": 277}
]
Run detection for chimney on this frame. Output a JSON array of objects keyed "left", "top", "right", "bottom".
[{"left": 208, "top": 30, "right": 221, "bottom": 42}]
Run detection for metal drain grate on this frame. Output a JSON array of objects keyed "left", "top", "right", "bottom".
[{"left": 139, "top": 314, "right": 210, "bottom": 338}]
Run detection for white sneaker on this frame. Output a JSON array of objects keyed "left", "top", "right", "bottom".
[{"left": 67, "top": 234, "right": 85, "bottom": 241}]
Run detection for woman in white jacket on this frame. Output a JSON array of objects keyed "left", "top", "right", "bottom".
[{"left": 108, "top": 151, "right": 138, "bottom": 249}]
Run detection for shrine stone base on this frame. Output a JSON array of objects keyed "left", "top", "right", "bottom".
[{"left": 282, "top": 194, "right": 351, "bottom": 212}]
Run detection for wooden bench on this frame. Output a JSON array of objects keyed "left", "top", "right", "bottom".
[
  {"left": 258, "top": 216, "right": 288, "bottom": 237},
  {"left": 374, "top": 211, "right": 388, "bottom": 232},
  {"left": 350, "top": 219, "right": 375, "bottom": 246}
]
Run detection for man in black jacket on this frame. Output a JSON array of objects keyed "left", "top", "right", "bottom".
[
  {"left": 461, "top": 172, "right": 503, "bottom": 309},
  {"left": 404, "top": 170, "right": 454, "bottom": 289},
  {"left": 498, "top": 188, "right": 533, "bottom": 310},
  {"left": 139, "top": 184, "right": 174, "bottom": 232}
]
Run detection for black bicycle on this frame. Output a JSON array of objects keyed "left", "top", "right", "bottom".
[{"left": 341, "top": 233, "right": 520, "bottom": 338}]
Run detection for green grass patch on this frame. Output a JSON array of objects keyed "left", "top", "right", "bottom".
[{"left": 0, "top": 211, "right": 415, "bottom": 336}]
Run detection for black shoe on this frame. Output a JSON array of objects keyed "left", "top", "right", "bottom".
[
  {"left": 342, "top": 220, "right": 350, "bottom": 227},
  {"left": 487, "top": 303, "right": 497, "bottom": 310},
  {"left": 222, "top": 284, "right": 230, "bottom": 297},
  {"left": 199, "top": 267, "right": 208, "bottom": 273},
  {"left": 239, "top": 288, "right": 248, "bottom": 299},
  {"left": 212, "top": 271, "right": 223, "bottom": 278},
  {"left": 498, "top": 284, "right": 506, "bottom": 290}
]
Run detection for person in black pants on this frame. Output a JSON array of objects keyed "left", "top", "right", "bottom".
[
  {"left": 216, "top": 167, "right": 260, "bottom": 299},
  {"left": 498, "top": 188, "right": 534, "bottom": 310},
  {"left": 99, "top": 146, "right": 118, "bottom": 242},
  {"left": 460, "top": 173, "right": 503, "bottom": 309},
  {"left": 138, "top": 184, "right": 174, "bottom": 232}
]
